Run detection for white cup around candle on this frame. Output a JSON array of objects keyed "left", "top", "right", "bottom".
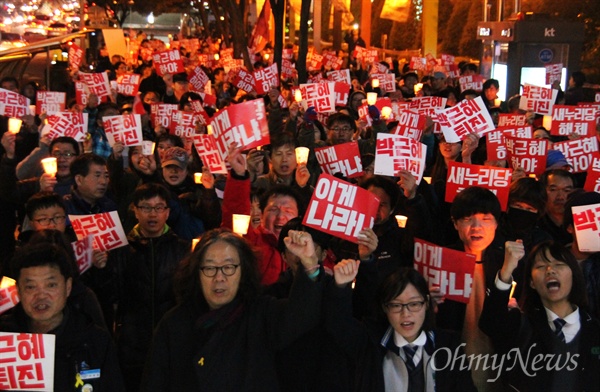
[
  {"left": 414, "top": 83, "right": 423, "bottom": 94},
  {"left": 30, "top": 105, "right": 37, "bottom": 115},
  {"left": 194, "top": 172, "right": 203, "bottom": 184},
  {"left": 381, "top": 106, "right": 392, "bottom": 119},
  {"left": 207, "top": 124, "right": 213, "bottom": 135},
  {"left": 395, "top": 215, "right": 408, "bottom": 228},
  {"left": 41, "top": 157, "right": 58, "bottom": 176},
  {"left": 294, "top": 89, "right": 303, "bottom": 102},
  {"left": 371, "top": 78, "right": 380, "bottom": 88},
  {"left": 214, "top": 53, "right": 220, "bottom": 61},
  {"left": 366, "top": 92, "right": 378, "bottom": 106},
  {"left": 192, "top": 238, "right": 200, "bottom": 251},
  {"left": 141, "top": 141, "right": 155, "bottom": 155},
  {"left": 0, "top": 276, "right": 15, "bottom": 289},
  {"left": 423, "top": 176, "right": 432, "bottom": 184},
  {"left": 295, "top": 147, "right": 310, "bottom": 165},
  {"left": 232, "top": 214, "right": 251, "bottom": 235},
  {"left": 494, "top": 98, "right": 501, "bottom": 107},
  {"left": 542, "top": 115, "right": 552, "bottom": 130},
  {"left": 7, "top": 118, "right": 22, "bottom": 134}
]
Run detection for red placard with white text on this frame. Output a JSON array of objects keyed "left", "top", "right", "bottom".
[
  {"left": 79, "top": 72, "right": 111, "bottom": 99},
  {"left": 545, "top": 63, "right": 563, "bottom": 85},
  {"left": 307, "top": 52, "right": 323, "bottom": 72},
  {"left": 303, "top": 174, "right": 379, "bottom": 244},
  {"left": 0, "top": 332, "right": 55, "bottom": 391},
  {"left": 231, "top": 68, "right": 255, "bottom": 93},
  {"left": 553, "top": 137, "right": 600, "bottom": 173},
  {"left": 584, "top": 153, "right": 600, "bottom": 193},
  {"left": 571, "top": 203, "right": 600, "bottom": 252},
  {"left": 43, "top": 112, "right": 88, "bottom": 142},
  {"left": 408, "top": 96, "right": 447, "bottom": 117},
  {"left": 519, "top": 84, "right": 558, "bottom": 115},
  {"left": 333, "top": 82, "right": 351, "bottom": 107},
  {"left": 374, "top": 133, "right": 427, "bottom": 184},
  {"left": 209, "top": 98, "right": 269, "bottom": 162},
  {"left": 413, "top": 238, "right": 476, "bottom": 304},
  {"left": 0, "top": 88, "right": 30, "bottom": 117},
  {"left": 116, "top": 73, "right": 141, "bottom": 96},
  {"left": 504, "top": 135, "right": 549, "bottom": 176},
  {"left": 357, "top": 97, "right": 393, "bottom": 126},
  {"left": 152, "top": 49, "right": 184, "bottom": 76},
  {"left": 323, "top": 52, "right": 343, "bottom": 70},
  {"left": 151, "top": 103, "right": 178, "bottom": 129},
  {"left": 68, "top": 43, "right": 84, "bottom": 70},
  {"left": 314, "top": 142, "right": 363, "bottom": 178},
  {"left": 392, "top": 111, "right": 427, "bottom": 141},
  {"left": 69, "top": 211, "right": 128, "bottom": 252},
  {"left": 443, "top": 96, "right": 495, "bottom": 142},
  {"left": 459, "top": 74, "right": 485, "bottom": 92},
  {"left": 497, "top": 114, "right": 528, "bottom": 128},
  {"left": 192, "top": 134, "right": 228, "bottom": 174},
  {"left": 327, "top": 69, "right": 351, "bottom": 84},
  {"left": 253, "top": 63, "right": 279, "bottom": 95},
  {"left": 281, "top": 59, "right": 295, "bottom": 79},
  {"left": 550, "top": 105, "right": 596, "bottom": 137},
  {"left": 409, "top": 56, "right": 427, "bottom": 71},
  {"left": 74, "top": 81, "right": 89, "bottom": 106},
  {"left": 372, "top": 73, "right": 396, "bottom": 92},
  {"left": 299, "top": 82, "right": 336, "bottom": 113},
  {"left": 445, "top": 161, "right": 512, "bottom": 210},
  {"left": 171, "top": 110, "right": 203, "bottom": 138},
  {"left": 188, "top": 66, "right": 211, "bottom": 92},
  {"left": 71, "top": 235, "right": 93, "bottom": 274},
  {"left": 502, "top": 126, "right": 533, "bottom": 139},
  {"left": 36, "top": 91, "right": 66, "bottom": 114},
  {"left": 103, "top": 114, "right": 143, "bottom": 146},
  {"left": 0, "top": 277, "right": 18, "bottom": 315},
  {"left": 486, "top": 130, "right": 508, "bottom": 161}
]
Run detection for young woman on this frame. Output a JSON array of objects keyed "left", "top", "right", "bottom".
[
  {"left": 327, "top": 261, "right": 476, "bottom": 391},
  {"left": 479, "top": 241, "right": 600, "bottom": 391}
]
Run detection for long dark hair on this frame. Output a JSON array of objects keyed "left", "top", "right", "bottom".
[{"left": 174, "top": 228, "right": 261, "bottom": 308}]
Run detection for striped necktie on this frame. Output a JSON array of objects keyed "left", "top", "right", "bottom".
[
  {"left": 553, "top": 318, "right": 567, "bottom": 343},
  {"left": 403, "top": 344, "right": 417, "bottom": 371}
]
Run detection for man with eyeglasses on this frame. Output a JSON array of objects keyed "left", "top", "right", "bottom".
[{"left": 102, "top": 182, "right": 189, "bottom": 391}]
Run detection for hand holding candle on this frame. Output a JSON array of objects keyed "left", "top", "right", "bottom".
[{"left": 41, "top": 157, "right": 58, "bottom": 176}]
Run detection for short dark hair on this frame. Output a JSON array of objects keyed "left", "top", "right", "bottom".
[
  {"left": 12, "top": 242, "right": 74, "bottom": 282},
  {"left": 538, "top": 169, "right": 574, "bottom": 189},
  {"left": 132, "top": 183, "right": 171, "bottom": 206},
  {"left": 483, "top": 78, "right": 499, "bottom": 90},
  {"left": 49, "top": 136, "right": 80, "bottom": 156},
  {"left": 326, "top": 112, "right": 356, "bottom": 131},
  {"left": 362, "top": 176, "right": 400, "bottom": 211},
  {"left": 377, "top": 268, "right": 435, "bottom": 330},
  {"left": 25, "top": 192, "right": 66, "bottom": 220},
  {"left": 259, "top": 185, "right": 304, "bottom": 216},
  {"left": 70, "top": 153, "right": 107, "bottom": 189},
  {"left": 269, "top": 132, "right": 297, "bottom": 156},
  {"left": 523, "top": 241, "right": 587, "bottom": 313},
  {"left": 0, "top": 76, "right": 18, "bottom": 89},
  {"left": 508, "top": 178, "right": 545, "bottom": 217},
  {"left": 451, "top": 186, "right": 501, "bottom": 222},
  {"left": 570, "top": 71, "right": 586, "bottom": 87}
]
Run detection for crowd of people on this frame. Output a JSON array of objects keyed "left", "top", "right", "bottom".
[{"left": 0, "top": 30, "right": 599, "bottom": 392}]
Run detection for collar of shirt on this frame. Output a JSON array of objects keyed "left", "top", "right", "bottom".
[
  {"left": 546, "top": 306, "right": 581, "bottom": 344},
  {"left": 394, "top": 330, "right": 427, "bottom": 365}
]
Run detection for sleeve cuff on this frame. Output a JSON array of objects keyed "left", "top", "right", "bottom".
[{"left": 495, "top": 271, "right": 513, "bottom": 291}]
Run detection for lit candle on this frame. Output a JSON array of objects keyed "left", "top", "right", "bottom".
[
  {"left": 509, "top": 281, "right": 517, "bottom": 299},
  {"left": 366, "top": 92, "right": 377, "bottom": 106},
  {"left": 7, "top": 118, "right": 22, "bottom": 134},
  {"left": 214, "top": 53, "right": 220, "bottom": 61},
  {"left": 141, "top": 141, "right": 155, "bottom": 155},
  {"left": 423, "top": 176, "right": 432, "bottom": 184},
  {"left": 381, "top": 106, "right": 392, "bottom": 119},
  {"left": 194, "top": 172, "right": 203, "bottom": 184},
  {"left": 207, "top": 124, "right": 213, "bottom": 135},
  {"left": 295, "top": 147, "right": 309, "bottom": 165},
  {"left": 395, "top": 215, "right": 408, "bottom": 228},
  {"left": 41, "top": 157, "right": 58, "bottom": 176},
  {"left": 232, "top": 214, "right": 251, "bottom": 235},
  {"left": 294, "top": 89, "right": 303, "bottom": 103},
  {"left": 192, "top": 238, "right": 199, "bottom": 251},
  {"left": 542, "top": 115, "right": 552, "bottom": 130},
  {"left": 0, "top": 276, "right": 15, "bottom": 289},
  {"left": 371, "top": 78, "right": 380, "bottom": 88}
]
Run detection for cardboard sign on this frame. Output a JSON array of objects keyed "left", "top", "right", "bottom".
[
  {"left": 553, "top": 136, "right": 600, "bottom": 173},
  {"left": 497, "top": 114, "right": 528, "bottom": 128},
  {"left": 253, "top": 63, "right": 279, "bottom": 95},
  {"left": 443, "top": 96, "right": 495, "bottom": 142},
  {"left": 314, "top": 142, "right": 363, "bottom": 178},
  {"left": 327, "top": 69, "right": 351, "bottom": 84},
  {"left": 446, "top": 64, "right": 460, "bottom": 78},
  {"left": 0, "top": 88, "right": 29, "bottom": 117},
  {"left": 192, "top": 134, "right": 228, "bottom": 174},
  {"left": 0, "top": 332, "right": 55, "bottom": 391},
  {"left": 79, "top": 72, "right": 111, "bottom": 99},
  {"left": 519, "top": 84, "right": 558, "bottom": 115},
  {"left": 103, "top": 114, "right": 143, "bottom": 146},
  {"left": 172, "top": 110, "right": 203, "bottom": 138},
  {"left": 374, "top": 133, "right": 427, "bottom": 184},
  {"left": 151, "top": 103, "right": 178, "bottom": 129},
  {"left": 584, "top": 153, "right": 600, "bottom": 193},
  {"left": 409, "top": 56, "right": 427, "bottom": 71},
  {"left": 299, "top": 82, "right": 336, "bottom": 113},
  {"left": 116, "top": 73, "right": 141, "bottom": 96},
  {"left": 459, "top": 74, "right": 485, "bottom": 92},
  {"left": 281, "top": 59, "right": 296, "bottom": 79},
  {"left": 303, "top": 174, "right": 379, "bottom": 244},
  {"left": 71, "top": 235, "right": 93, "bottom": 274},
  {"left": 550, "top": 105, "right": 596, "bottom": 137},
  {"left": 188, "top": 66, "right": 211, "bottom": 92},
  {"left": 70, "top": 211, "right": 128, "bottom": 252},
  {"left": 440, "top": 54, "right": 455, "bottom": 65},
  {"left": 392, "top": 110, "right": 427, "bottom": 141},
  {"left": 372, "top": 73, "right": 396, "bottom": 92},
  {"left": 152, "top": 49, "right": 184, "bottom": 76},
  {"left": 408, "top": 96, "right": 447, "bottom": 116},
  {"left": 0, "top": 277, "right": 18, "bottom": 315},
  {"left": 74, "top": 81, "right": 88, "bottom": 106},
  {"left": 35, "top": 91, "right": 66, "bottom": 115},
  {"left": 501, "top": 126, "right": 533, "bottom": 139},
  {"left": 504, "top": 135, "right": 549, "bottom": 176},
  {"left": 413, "top": 238, "right": 476, "bottom": 304},
  {"left": 545, "top": 63, "right": 563, "bottom": 85},
  {"left": 571, "top": 203, "right": 600, "bottom": 252},
  {"left": 445, "top": 161, "right": 511, "bottom": 210},
  {"left": 307, "top": 52, "right": 323, "bottom": 72},
  {"left": 43, "top": 112, "right": 88, "bottom": 142},
  {"left": 486, "top": 130, "right": 508, "bottom": 161},
  {"left": 333, "top": 82, "right": 351, "bottom": 107},
  {"left": 231, "top": 68, "right": 255, "bottom": 93},
  {"left": 68, "top": 42, "right": 84, "bottom": 70},
  {"left": 323, "top": 52, "right": 343, "bottom": 70},
  {"left": 209, "top": 98, "right": 270, "bottom": 161}
]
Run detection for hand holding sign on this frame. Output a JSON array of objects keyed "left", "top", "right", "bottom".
[
  {"left": 500, "top": 240, "right": 525, "bottom": 284},
  {"left": 333, "top": 259, "right": 360, "bottom": 288},
  {"left": 357, "top": 228, "right": 378, "bottom": 261},
  {"left": 397, "top": 169, "right": 418, "bottom": 199},
  {"left": 461, "top": 133, "right": 480, "bottom": 164}
]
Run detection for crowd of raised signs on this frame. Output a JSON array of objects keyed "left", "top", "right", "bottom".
[{"left": 0, "top": 29, "right": 599, "bottom": 391}]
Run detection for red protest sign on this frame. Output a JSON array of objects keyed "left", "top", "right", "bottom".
[
  {"left": 504, "top": 135, "right": 548, "bottom": 176},
  {"left": 192, "top": 134, "right": 228, "bottom": 174},
  {"left": 440, "top": 54, "right": 455, "bottom": 65},
  {"left": 374, "top": 133, "right": 427, "bottom": 184},
  {"left": 79, "top": 72, "right": 111, "bottom": 99},
  {"left": 74, "top": 81, "right": 88, "bottom": 106},
  {"left": 445, "top": 161, "right": 511, "bottom": 210},
  {"left": 327, "top": 69, "right": 351, "bottom": 84},
  {"left": 357, "top": 97, "right": 393, "bottom": 125},
  {"left": 550, "top": 105, "right": 596, "bottom": 137},
  {"left": 553, "top": 136, "right": 600, "bottom": 173},
  {"left": 231, "top": 68, "right": 255, "bottom": 93},
  {"left": 444, "top": 96, "right": 495, "bottom": 141},
  {"left": 0, "top": 332, "right": 56, "bottom": 391},
  {"left": 116, "top": 73, "right": 141, "bottom": 96},
  {"left": 545, "top": 63, "right": 562, "bottom": 85},
  {"left": 497, "top": 113, "right": 528, "bottom": 128},
  {"left": 35, "top": 91, "right": 65, "bottom": 114},
  {"left": 458, "top": 74, "right": 484, "bottom": 92},
  {"left": 43, "top": 112, "right": 88, "bottom": 142},
  {"left": 584, "top": 153, "right": 600, "bottom": 193},
  {"left": 253, "top": 63, "right": 279, "bottom": 95},
  {"left": 392, "top": 110, "right": 426, "bottom": 141},
  {"left": 188, "top": 66, "right": 211, "bottom": 92},
  {"left": 171, "top": 110, "right": 203, "bottom": 138},
  {"left": 71, "top": 235, "right": 93, "bottom": 275},
  {"left": 372, "top": 73, "right": 396, "bottom": 92},
  {"left": 152, "top": 49, "right": 184, "bottom": 76},
  {"left": 281, "top": 59, "right": 296, "bottom": 79},
  {"left": 303, "top": 174, "right": 379, "bottom": 244},
  {"left": 69, "top": 211, "right": 129, "bottom": 252},
  {"left": 519, "top": 84, "right": 558, "bottom": 115},
  {"left": 571, "top": 203, "right": 600, "bottom": 253},
  {"left": 0, "top": 88, "right": 30, "bottom": 117},
  {"left": 299, "top": 82, "right": 336, "bottom": 113},
  {"left": 409, "top": 57, "right": 427, "bottom": 71},
  {"left": 307, "top": 52, "right": 323, "bottom": 72},
  {"left": 151, "top": 103, "right": 178, "bottom": 129},
  {"left": 103, "top": 114, "right": 143, "bottom": 146},
  {"left": 501, "top": 126, "right": 533, "bottom": 139},
  {"left": 408, "top": 96, "right": 447, "bottom": 117},
  {"left": 68, "top": 43, "right": 84, "bottom": 70},
  {"left": 314, "top": 142, "right": 363, "bottom": 178},
  {"left": 333, "top": 82, "right": 351, "bottom": 107},
  {"left": 0, "top": 277, "right": 19, "bottom": 315},
  {"left": 486, "top": 130, "right": 508, "bottom": 161},
  {"left": 323, "top": 52, "right": 343, "bottom": 70},
  {"left": 413, "top": 238, "right": 476, "bottom": 304}
]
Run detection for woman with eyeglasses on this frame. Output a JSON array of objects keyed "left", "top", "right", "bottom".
[
  {"left": 326, "top": 261, "right": 476, "bottom": 392},
  {"left": 141, "top": 228, "right": 324, "bottom": 391}
]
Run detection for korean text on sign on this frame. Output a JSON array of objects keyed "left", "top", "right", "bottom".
[
  {"left": 0, "top": 332, "right": 55, "bottom": 391},
  {"left": 0, "top": 88, "right": 30, "bottom": 117},
  {"left": 314, "top": 142, "right": 363, "bottom": 179},
  {"left": 445, "top": 161, "right": 512, "bottom": 210},
  {"left": 103, "top": 114, "right": 143, "bottom": 147},
  {"left": 374, "top": 133, "right": 427, "bottom": 184},
  {"left": 152, "top": 49, "right": 184, "bottom": 76},
  {"left": 69, "top": 211, "right": 128, "bottom": 252},
  {"left": 519, "top": 84, "right": 558, "bottom": 115},
  {"left": 192, "top": 134, "right": 228, "bottom": 174},
  {"left": 571, "top": 203, "right": 600, "bottom": 253}
]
